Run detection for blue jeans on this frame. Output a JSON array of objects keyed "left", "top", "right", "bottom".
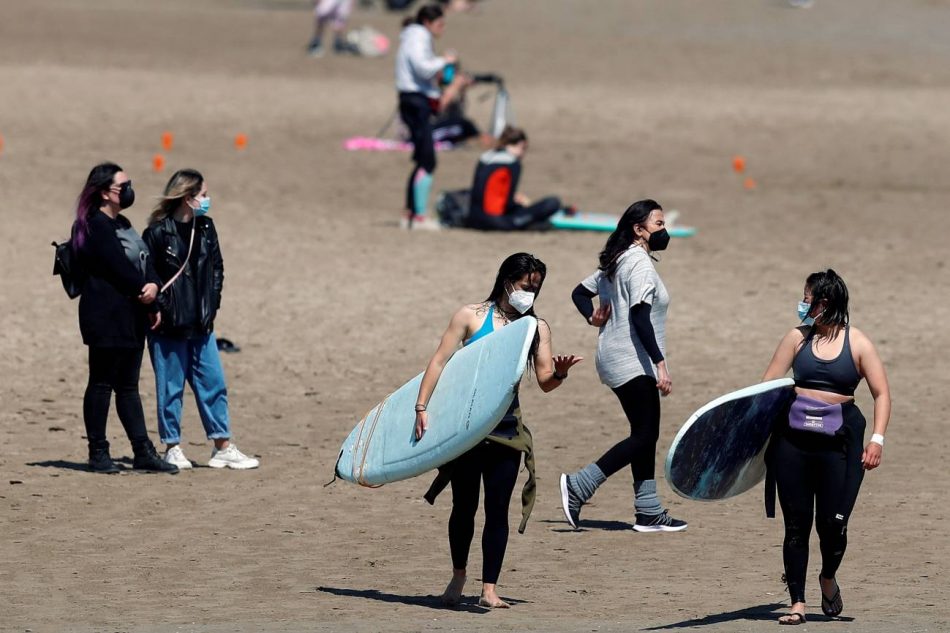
[{"left": 147, "top": 332, "right": 231, "bottom": 445}]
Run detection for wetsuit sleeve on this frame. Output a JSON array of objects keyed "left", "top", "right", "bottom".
[
  {"left": 571, "top": 283, "right": 596, "bottom": 322},
  {"left": 630, "top": 303, "right": 664, "bottom": 364},
  {"left": 85, "top": 219, "right": 147, "bottom": 297}
]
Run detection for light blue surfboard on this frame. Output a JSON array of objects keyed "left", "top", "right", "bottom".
[
  {"left": 549, "top": 210, "right": 696, "bottom": 237},
  {"left": 665, "top": 378, "right": 795, "bottom": 501},
  {"left": 336, "top": 316, "right": 537, "bottom": 487}
]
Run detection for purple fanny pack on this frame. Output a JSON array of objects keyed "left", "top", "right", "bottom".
[{"left": 788, "top": 395, "right": 844, "bottom": 436}]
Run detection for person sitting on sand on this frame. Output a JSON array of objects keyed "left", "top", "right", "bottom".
[{"left": 465, "top": 126, "right": 563, "bottom": 231}]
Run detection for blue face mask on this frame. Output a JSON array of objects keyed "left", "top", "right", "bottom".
[
  {"left": 797, "top": 301, "right": 811, "bottom": 322},
  {"left": 194, "top": 196, "right": 211, "bottom": 216}
]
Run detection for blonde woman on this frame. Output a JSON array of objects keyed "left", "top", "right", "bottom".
[{"left": 142, "top": 169, "right": 258, "bottom": 470}]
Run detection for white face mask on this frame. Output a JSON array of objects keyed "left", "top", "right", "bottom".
[{"left": 507, "top": 286, "right": 535, "bottom": 315}]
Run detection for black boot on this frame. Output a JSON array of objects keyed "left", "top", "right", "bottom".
[
  {"left": 132, "top": 440, "right": 179, "bottom": 474},
  {"left": 88, "top": 440, "right": 119, "bottom": 474}
]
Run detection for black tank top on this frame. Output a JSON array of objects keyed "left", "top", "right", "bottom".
[{"left": 792, "top": 326, "right": 861, "bottom": 396}]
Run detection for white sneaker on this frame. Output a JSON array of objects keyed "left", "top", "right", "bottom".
[
  {"left": 400, "top": 214, "right": 442, "bottom": 231},
  {"left": 208, "top": 444, "right": 260, "bottom": 470},
  {"left": 164, "top": 445, "right": 193, "bottom": 470}
]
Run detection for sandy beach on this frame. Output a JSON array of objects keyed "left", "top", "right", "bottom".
[{"left": 1, "top": 1, "right": 948, "bottom": 631}]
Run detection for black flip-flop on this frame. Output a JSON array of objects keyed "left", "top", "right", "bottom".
[
  {"left": 779, "top": 612, "right": 807, "bottom": 625},
  {"left": 820, "top": 575, "right": 843, "bottom": 617}
]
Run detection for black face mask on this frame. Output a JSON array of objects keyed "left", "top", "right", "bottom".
[
  {"left": 118, "top": 181, "right": 135, "bottom": 209},
  {"left": 647, "top": 228, "right": 670, "bottom": 251}
]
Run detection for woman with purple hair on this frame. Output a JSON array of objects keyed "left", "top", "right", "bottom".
[{"left": 71, "top": 162, "right": 178, "bottom": 474}]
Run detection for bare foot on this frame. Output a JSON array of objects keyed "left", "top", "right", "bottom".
[
  {"left": 440, "top": 571, "right": 466, "bottom": 606},
  {"left": 479, "top": 584, "right": 510, "bottom": 609},
  {"left": 777, "top": 602, "right": 807, "bottom": 625}
]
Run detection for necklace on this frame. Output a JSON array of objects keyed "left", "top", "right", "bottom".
[{"left": 495, "top": 302, "right": 517, "bottom": 324}]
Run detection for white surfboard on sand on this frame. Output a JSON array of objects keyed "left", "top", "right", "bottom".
[
  {"left": 665, "top": 378, "right": 796, "bottom": 501},
  {"left": 335, "top": 316, "right": 537, "bottom": 487}
]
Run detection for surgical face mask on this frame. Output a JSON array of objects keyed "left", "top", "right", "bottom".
[
  {"left": 118, "top": 182, "right": 135, "bottom": 209},
  {"left": 193, "top": 196, "right": 211, "bottom": 216},
  {"left": 798, "top": 301, "right": 824, "bottom": 326},
  {"left": 507, "top": 285, "right": 535, "bottom": 315}
]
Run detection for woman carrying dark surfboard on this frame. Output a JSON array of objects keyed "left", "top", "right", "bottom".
[
  {"left": 762, "top": 269, "right": 891, "bottom": 625},
  {"left": 414, "top": 253, "right": 581, "bottom": 609},
  {"left": 559, "top": 199, "right": 688, "bottom": 532}
]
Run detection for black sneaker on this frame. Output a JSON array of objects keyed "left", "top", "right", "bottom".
[
  {"left": 559, "top": 473, "right": 583, "bottom": 530},
  {"left": 133, "top": 442, "right": 179, "bottom": 474},
  {"left": 88, "top": 443, "right": 119, "bottom": 474},
  {"left": 306, "top": 37, "right": 324, "bottom": 58},
  {"left": 633, "top": 510, "right": 687, "bottom": 533},
  {"left": 333, "top": 38, "right": 361, "bottom": 55}
]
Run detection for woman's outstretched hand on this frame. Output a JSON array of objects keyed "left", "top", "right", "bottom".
[
  {"left": 589, "top": 303, "right": 611, "bottom": 327},
  {"left": 553, "top": 354, "right": 583, "bottom": 377},
  {"left": 414, "top": 410, "right": 429, "bottom": 441}
]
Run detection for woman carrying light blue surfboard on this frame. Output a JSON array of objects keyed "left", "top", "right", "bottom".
[
  {"left": 414, "top": 253, "right": 581, "bottom": 609},
  {"left": 559, "top": 199, "right": 688, "bottom": 533},
  {"left": 762, "top": 269, "right": 891, "bottom": 625}
]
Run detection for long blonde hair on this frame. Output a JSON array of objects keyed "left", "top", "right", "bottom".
[{"left": 149, "top": 168, "right": 204, "bottom": 225}]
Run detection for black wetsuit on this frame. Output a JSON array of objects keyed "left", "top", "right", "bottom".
[
  {"left": 447, "top": 306, "right": 522, "bottom": 583},
  {"left": 774, "top": 326, "right": 864, "bottom": 604}
]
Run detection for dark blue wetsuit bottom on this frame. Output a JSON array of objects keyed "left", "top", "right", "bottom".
[
  {"left": 773, "top": 402, "right": 866, "bottom": 604},
  {"left": 448, "top": 440, "right": 521, "bottom": 584}
]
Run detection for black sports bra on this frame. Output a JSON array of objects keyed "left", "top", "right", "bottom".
[{"left": 792, "top": 326, "right": 861, "bottom": 397}]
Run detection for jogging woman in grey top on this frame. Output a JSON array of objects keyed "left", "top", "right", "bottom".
[{"left": 559, "top": 199, "right": 687, "bottom": 533}]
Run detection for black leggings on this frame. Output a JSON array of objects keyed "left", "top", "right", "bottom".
[
  {"left": 448, "top": 440, "right": 521, "bottom": 584},
  {"left": 773, "top": 403, "right": 866, "bottom": 604},
  {"left": 83, "top": 346, "right": 150, "bottom": 448},
  {"left": 469, "top": 196, "right": 563, "bottom": 231},
  {"left": 398, "top": 92, "right": 436, "bottom": 212},
  {"left": 595, "top": 375, "right": 661, "bottom": 482}
]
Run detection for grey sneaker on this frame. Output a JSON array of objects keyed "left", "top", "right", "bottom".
[
  {"left": 559, "top": 473, "right": 583, "bottom": 530},
  {"left": 633, "top": 510, "right": 688, "bottom": 533},
  {"left": 208, "top": 444, "right": 260, "bottom": 470}
]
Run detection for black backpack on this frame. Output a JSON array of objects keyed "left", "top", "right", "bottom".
[
  {"left": 52, "top": 239, "right": 85, "bottom": 299},
  {"left": 435, "top": 189, "right": 472, "bottom": 228}
]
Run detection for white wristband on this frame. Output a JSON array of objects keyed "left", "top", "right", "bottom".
[{"left": 870, "top": 433, "right": 885, "bottom": 447}]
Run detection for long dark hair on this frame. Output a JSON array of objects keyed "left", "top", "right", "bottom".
[
  {"left": 484, "top": 252, "right": 546, "bottom": 361},
  {"left": 806, "top": 269, "right": 849, "bottom": 327},
  {"left": 415, "top": 3, "right": 444, "bottom": 24},
  {"left": 598, "top": 199, "right": 662, "bottom": 279},
  {"left": 73, "top": 162, "right": 122, "bottom": 251}
]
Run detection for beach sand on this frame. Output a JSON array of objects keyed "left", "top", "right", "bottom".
[{"left": 1, "top": 1, "right": 948, "bottom": 631}]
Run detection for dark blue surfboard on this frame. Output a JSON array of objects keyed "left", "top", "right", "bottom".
[{"left": 665, "top": 379, "right": 795, "bottom": 501}]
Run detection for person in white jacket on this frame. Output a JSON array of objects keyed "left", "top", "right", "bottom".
[{"left": 395, "top": 3, "right": 457, "bottom": 230}]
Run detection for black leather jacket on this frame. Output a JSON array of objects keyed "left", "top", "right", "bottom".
[{"left": 142, "top": 215, "right": 223, "bottom": 338}]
